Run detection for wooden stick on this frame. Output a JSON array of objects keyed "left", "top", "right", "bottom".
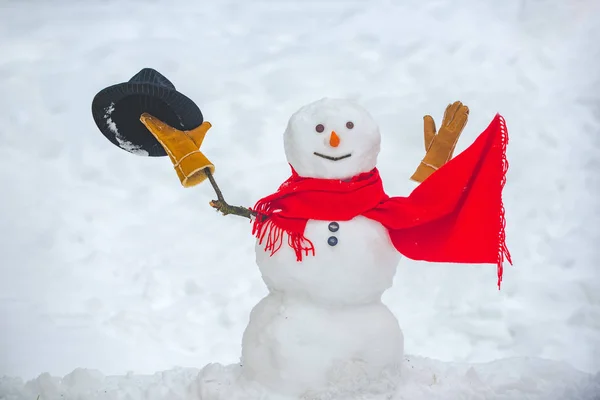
[{"left": 204, "top": 168, "right": 256, "bottom": 219}]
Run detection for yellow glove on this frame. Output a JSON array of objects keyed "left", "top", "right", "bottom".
[
  {"left": 139, "top": 113, "right": 214, "bottom": 187},
  {"left": 410, "top": 101, "right": 469, "bottom": 183}
]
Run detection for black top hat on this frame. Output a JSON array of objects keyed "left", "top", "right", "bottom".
[{"left": 91, "top": 68, "right": 203, "bottom": 157}]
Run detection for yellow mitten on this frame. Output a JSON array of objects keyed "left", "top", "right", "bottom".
[
  {"left": 410, "top": 101, "right": 469, "bottom": 183},
  {"left": 139, "top": 113, "right": 214, "bottom": 187}
]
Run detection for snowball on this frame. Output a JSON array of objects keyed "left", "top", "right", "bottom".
[{"left": 283, "top": 98, "right": 381, "bottom": 180}]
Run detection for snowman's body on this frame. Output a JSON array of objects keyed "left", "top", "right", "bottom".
[
  {"left": 238, "top": 98, "right": 406, "bottom": 396},
  {"left": 242, "top": 216, "right": 403, "bottom": 395}
]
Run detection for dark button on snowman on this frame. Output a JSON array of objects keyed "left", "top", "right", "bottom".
[{"left": 328, "top": 222, "right": 339, "bottom": 232}]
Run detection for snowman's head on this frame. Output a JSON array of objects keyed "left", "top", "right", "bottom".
[{"left": 283, "top": 98, "right": 380, "bottom": 180}]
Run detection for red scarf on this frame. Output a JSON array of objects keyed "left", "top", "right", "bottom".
[{"left": 251, "top": 114, "right": 512, "bottom": 289}]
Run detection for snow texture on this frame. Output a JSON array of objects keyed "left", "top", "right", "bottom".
[
  {"left": 1, "top": 0, "right": 600, "bottom": 398},
  {"left": 1, "top": 357, "right": 599, "bottom": 400},
  {"left": 103, "top": 103, "right": 148, "bottom": 156}
]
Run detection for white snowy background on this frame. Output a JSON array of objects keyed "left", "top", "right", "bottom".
[{"left": 1, "top": 0, "right": 599, "bottom": 398}]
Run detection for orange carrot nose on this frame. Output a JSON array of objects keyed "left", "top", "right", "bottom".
[{"left": 329, "top": 131, "right": 340, "bottom": 147}]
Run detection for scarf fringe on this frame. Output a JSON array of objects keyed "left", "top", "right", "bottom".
[
  {"left": 497, "top": 115, "right": 513, "bottom": 290},
  {"left": 288, "top": 232, "right": 316, "bottom": 261},
  {"left": 251, "top": 200, "right": 315, "bottom": 262}
]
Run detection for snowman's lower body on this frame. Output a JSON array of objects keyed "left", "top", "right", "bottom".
[{"left": 240, "top": 291, "right": 404, "bottom": 397}]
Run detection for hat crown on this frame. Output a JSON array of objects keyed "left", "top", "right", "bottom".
[{"left": 128, "top": 68, "right": 176, "bottom": 90}]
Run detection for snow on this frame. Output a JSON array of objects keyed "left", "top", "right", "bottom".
[
  {"left": 103, "top": 102, "right": 149, "bottom": 156},
  {"left": 2, "top": 357, "right": 599, "bottom": 400},
  {"left": 241, "top": 283, "right": 403, "bottom": 395},
  {"left": 1, "top": 0, "right": 600, "bottom": 398}
]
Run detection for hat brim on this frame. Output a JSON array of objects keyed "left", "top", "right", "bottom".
[{"left": 92, "top": 82, "right": 204, "bottom": 157}]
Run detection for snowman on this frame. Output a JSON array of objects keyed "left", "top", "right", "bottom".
[
  {"left": 92, "top": 69, "right": 511, "bottom": 398},
  {"left": 241, "top": 98, "right": 405, "bottom": 395}
]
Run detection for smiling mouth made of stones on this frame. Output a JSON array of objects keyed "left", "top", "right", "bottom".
[{"left": 313, "top": 152, "right": 352, "bottom": 161}]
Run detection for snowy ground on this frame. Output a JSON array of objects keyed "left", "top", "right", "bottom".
[
  {"left": 2, "top": 356, "right": 599, "bottom": 400},
  {"left": 1, "top": 0, "right": 600, "bottom": 398}
]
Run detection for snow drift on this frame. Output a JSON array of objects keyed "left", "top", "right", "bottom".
[{"left": 1, "top": 356, "right": 598, "bottom": 400}]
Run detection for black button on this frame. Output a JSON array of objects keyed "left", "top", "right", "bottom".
[
  {"left": 327, "top": 236, "right": 338, "bottom": 246},
  {"left": 328, "top": 222, "right": 339, "bottom": 232}
]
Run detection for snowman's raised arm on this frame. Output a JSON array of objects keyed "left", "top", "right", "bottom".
[
  {"left": 205, "top": 169, "right": 256, "bottom": 219},
  {"left": 139, "top": 114, "right": 257, "bottom": 220},
  {"left": 410, "top": 101, "right": 469, "bottom": 183}
]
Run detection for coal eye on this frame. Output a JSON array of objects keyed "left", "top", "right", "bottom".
[
  {"left": 315, "top": 124, "right": 325, "bottom": 133},
  {"left": 346, "top": 121, "right": 354, "bottom": 129}
]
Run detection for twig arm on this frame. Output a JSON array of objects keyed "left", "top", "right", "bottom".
[{"left": 204, "top": 168, "right": 256, "bottom": 219}]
